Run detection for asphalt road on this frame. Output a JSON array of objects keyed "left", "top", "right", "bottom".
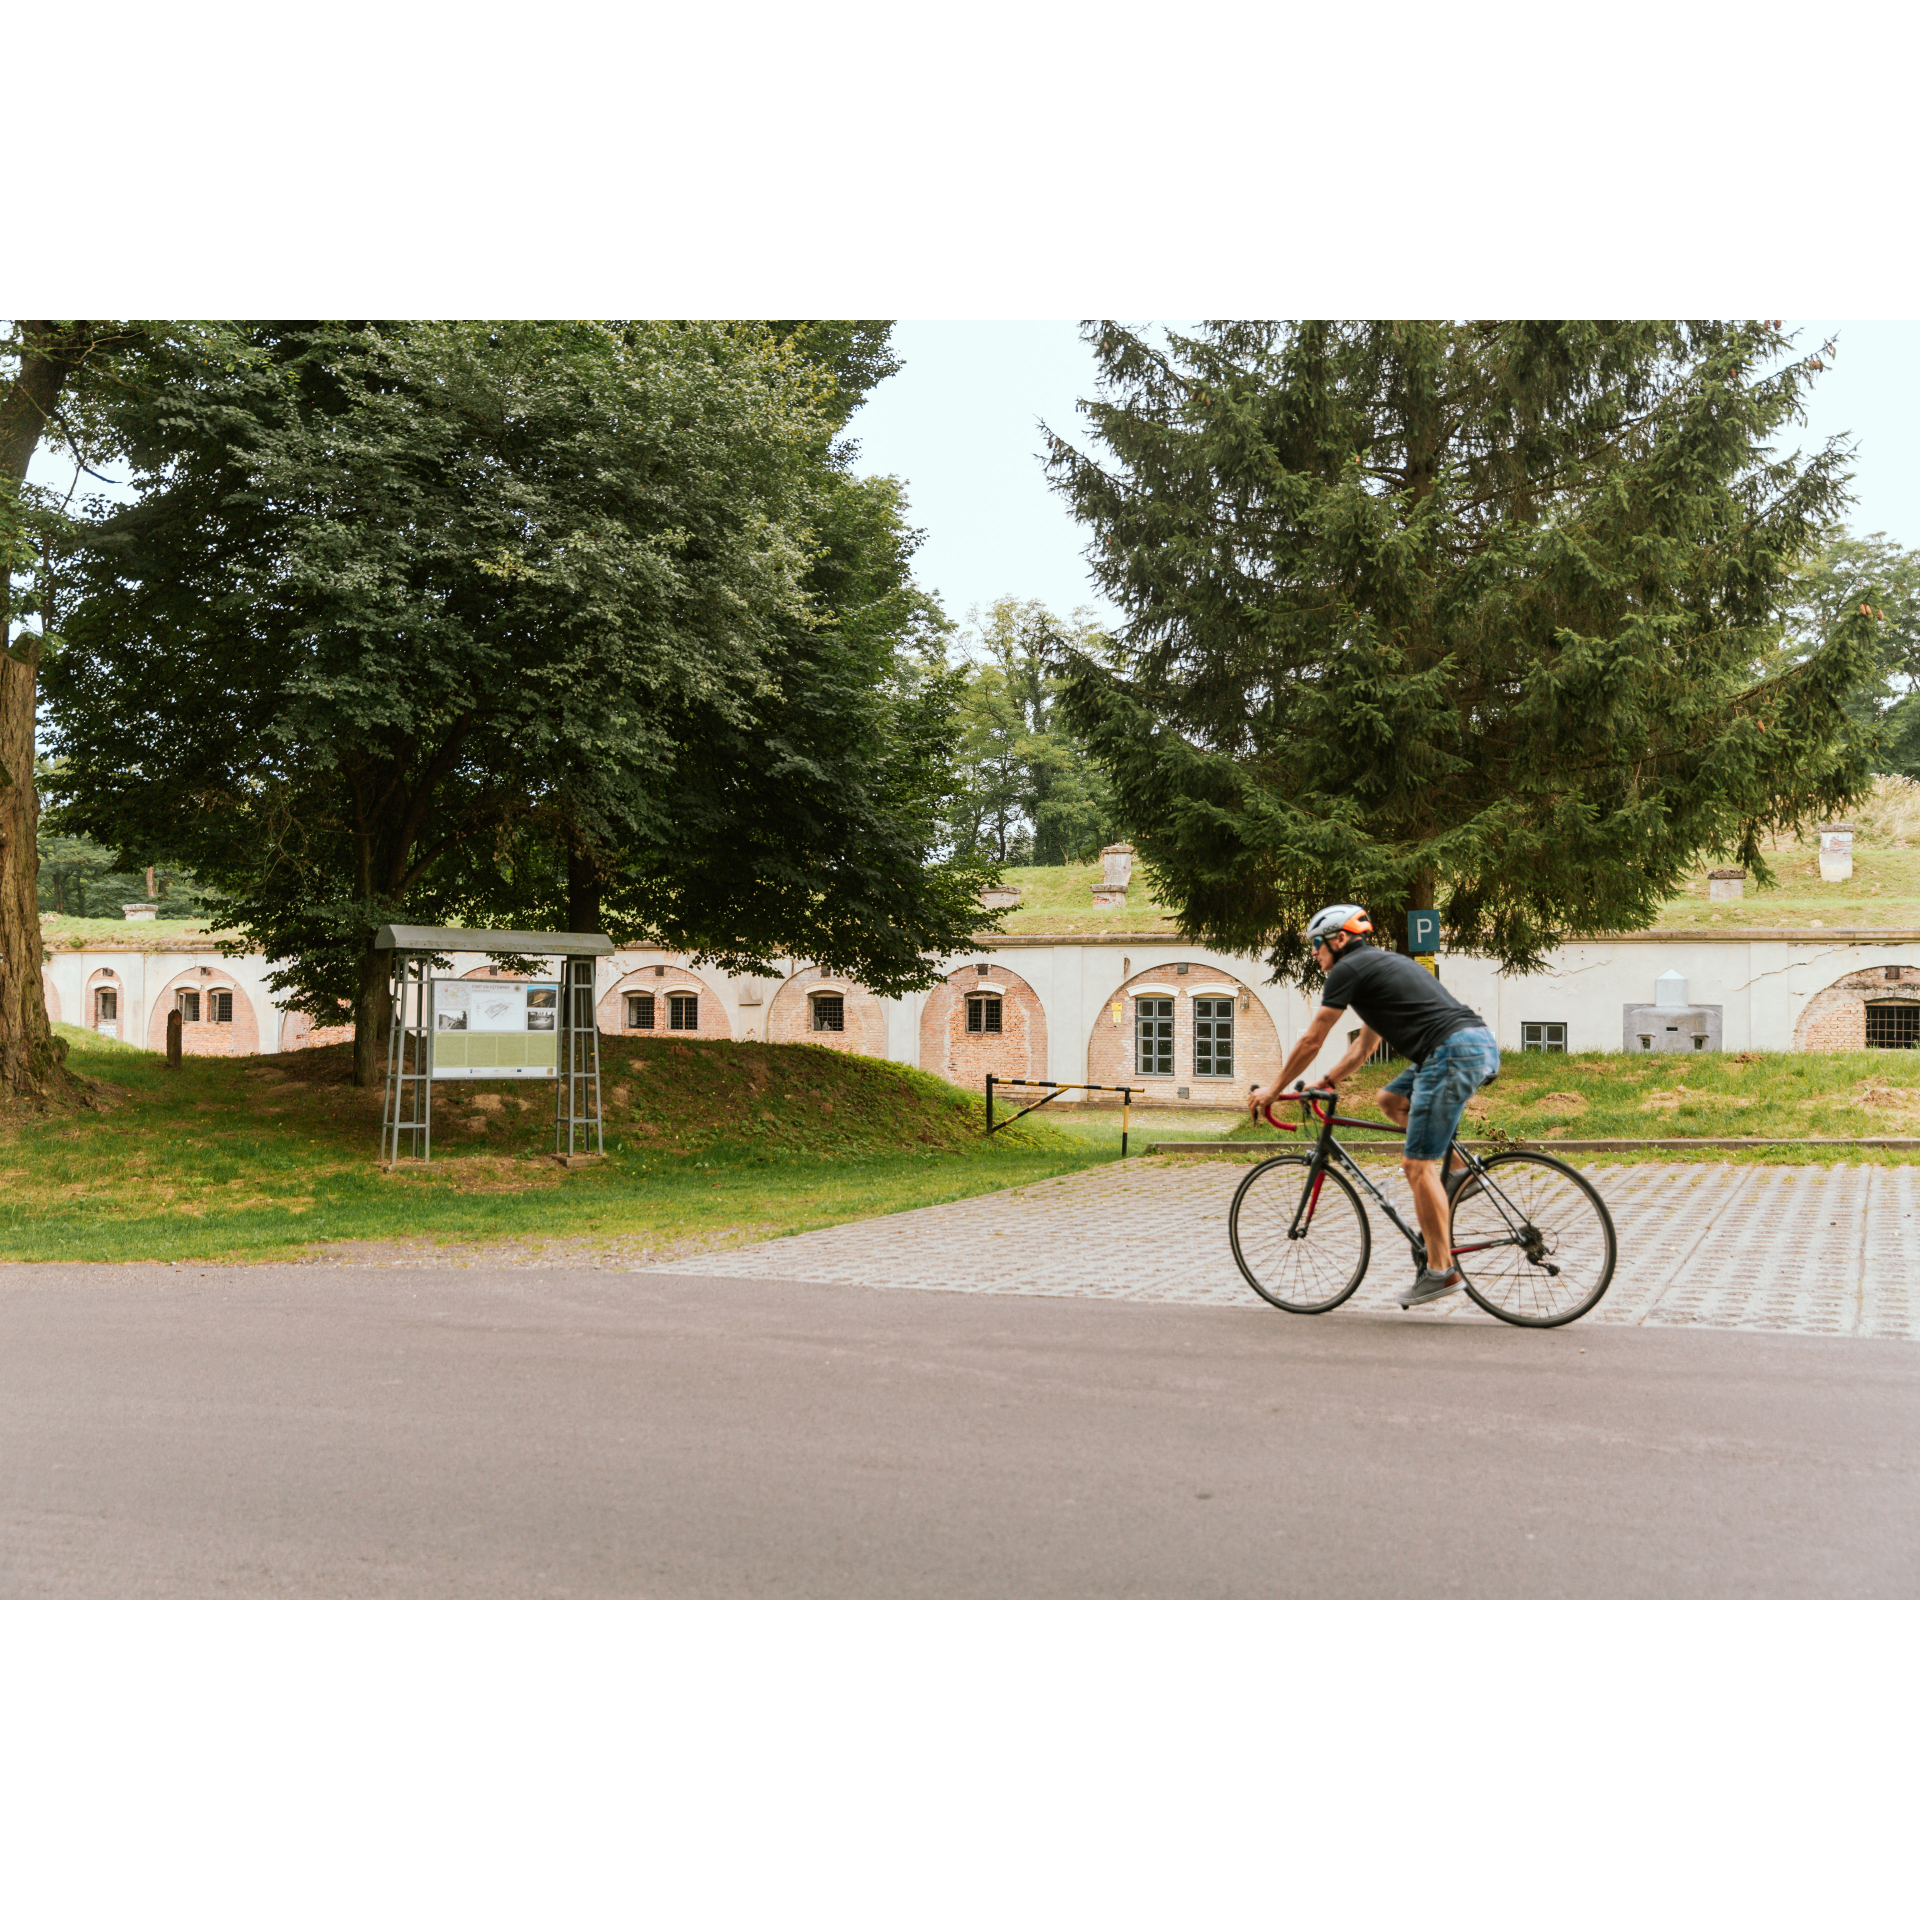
[{"left": 2, "top": 1261, "right": 1914, "bottom": 1597}]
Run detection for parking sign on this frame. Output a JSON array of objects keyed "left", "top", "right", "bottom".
[{"left": 1407, "top": 909, "right": 1440, "bottom": 954}]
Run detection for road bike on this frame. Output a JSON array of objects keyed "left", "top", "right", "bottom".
[{"left": 1229, "top": 1083, "right": 1616, "bottom": 1328}]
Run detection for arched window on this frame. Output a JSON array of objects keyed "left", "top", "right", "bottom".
[
  {"left": 667, "top": 993, "right": 699, "bottom": 1032},
  {"left": 626, "top": 992, "right": 655, "bottom": 1030}
]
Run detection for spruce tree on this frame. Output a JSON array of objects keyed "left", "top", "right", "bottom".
[{"left": 1045, "top": 321, "right": 1884, "bottom": 983}]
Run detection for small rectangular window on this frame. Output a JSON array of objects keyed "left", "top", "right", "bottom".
[
  {"left": 209, "top": 990, "right": 233, "bottom": 1024},
  {"left": 1192, "top": 996, "right": 1234, "bottom": 1076},
  {"left": 1135, "top": 996, "right": 1174, "bottom": 1076},
  {"left": 965, "top": 995, "right": 1003, "bottom": 1034},
  {"left": 813, "top": 996, "right": 845, "bottom": 1033},
  {"left": 96, "top": 988, "right": 118, "bottom": 1021},
  {"left": 668, "top": 994, "right": 698, "bottom": 1032},
  {"left": 177, "top": 990, "right": 201, "bottom": 1023},
  {"left": 1522, "top": 1022, "right": 1567, "bottom": 1053},
  {"left": 1866, "top": 1002, "right": 1920, "bottom": 1049},
  {"left": 627, "top": 993, "right": 655, "bottom": 1030}
]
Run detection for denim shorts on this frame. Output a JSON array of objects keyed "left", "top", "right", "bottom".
[{"left": 1383, "top": 1026, "right": 1502, "bottom": 1162}]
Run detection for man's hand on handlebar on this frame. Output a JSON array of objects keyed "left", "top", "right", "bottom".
[{"left": 1248, "top": 1075, "right": 1337, "bottom": 1119}]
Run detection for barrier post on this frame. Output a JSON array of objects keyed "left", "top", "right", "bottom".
[
  {"left": 1122, "top": 1087, "right": 1130, "bottom": 1159},
  {"left": 985, "top": 1072, "right": 995, "bottom": 1139},
  {"left": 165, "top": 1008, "right": 182, "bottom": 1070}
]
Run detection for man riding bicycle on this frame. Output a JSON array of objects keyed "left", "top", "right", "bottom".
[{"left": 1249, "top": 906, "right": 1501, "bottom": 1308}]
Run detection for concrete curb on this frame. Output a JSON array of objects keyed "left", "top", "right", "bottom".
[{"left": 1146, "top": 1136, "right": 1920, "bottom": 1156}]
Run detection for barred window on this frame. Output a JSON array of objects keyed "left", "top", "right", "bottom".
[
  {"left": 1521, "top": 1022, "right": 1567, "bottom": 1053},
  {"left": 96, "top": 988, "right": 118, "bottom": 1022},
  {"left": 1866, "top": 1002, "right": 1920, "bottom": 1049},
  {"left": 812, "top": 995, "right": 845, "bottom": 1032},
  {"left": 626, "top": 992, "right": 655, "bottom": 1030},
  {"left": 668, "top": 993, "right": 698, "bottom": 1032},
  {"left": 1193, "top": 997, "right": 1234, "bottom": 1076},
  {"left": 209, "top": 990, "right": 234, "bottom": 1024},
  {"left": 1135, "top": 996, "right": 1174, "bottom": 1076},
  {"left": 176, "top": 989, "right": 201, "bottom": 1023},
  {"left": 966, "top": 995, "right": 1003, "bottom": 1034}
]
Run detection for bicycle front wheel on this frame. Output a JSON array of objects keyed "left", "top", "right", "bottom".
[
  {"left": 1229, "top": 1153, "right": 1371, "bottom": 1314},
  {"left": 1451, "top": 1151, "right": 1616, "bottom": 1328}
]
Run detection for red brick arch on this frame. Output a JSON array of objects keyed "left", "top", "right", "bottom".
[
  {"left": 147, "top": 965, "right": 259, "bottom": 1057},
  {"left": 766, "top": 966, "right": 889, "bottom": 1057},
  {"left": 280, "top": 1008, "right": 355, "bottom": 1052},
  {"left": 597, "top": 965, "right": 733, "bottom": 1040},
  {"left": 82, "top": 967, "right": 125, "bottom": 1038},
  {"left": 918, "top": 962, "right": 1046, "bottom": 1090},
  {"left": 1084, "top": 960, "right": 1281, "bottom": 1106}
]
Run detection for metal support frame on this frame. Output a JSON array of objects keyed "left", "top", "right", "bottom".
[
  {"left": 986, "top": 1075, "right": 1139, "bottom": 1157},
  {"left": 381, "top": 954, "right": 434, "bottom": 1163},
  {"left": 555, "top": 956, "right": 605, "bottom": 1158}
]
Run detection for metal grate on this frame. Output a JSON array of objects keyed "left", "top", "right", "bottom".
[
  {"left": 627, "top": 992, "right": 654, "bottom": 1029},
  {"left": 1866, "top": 1001, "right": 1920, "bottom": 1049},
  {"left": 966, "top": 995, "right": 1003, "bottom": 1033},
  {"left": 813, "top": 995, "right": 845, "bottom": 1032},
  {"left": 667, "top": 993, "right": 698, "bottom": 1032}
]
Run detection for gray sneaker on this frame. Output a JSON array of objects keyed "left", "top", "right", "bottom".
[{"left": 1399, "top": 1266, "right": 1464, "bottom": 1309}]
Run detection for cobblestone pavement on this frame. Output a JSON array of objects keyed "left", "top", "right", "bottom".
[{"left": 650, "top": 1157, "right": 1920, "bottom": 1341}]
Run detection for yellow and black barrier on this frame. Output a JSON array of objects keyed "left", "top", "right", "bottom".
[{"left": 985, "top": 1075, "right": 1143, "bottom": 1156}]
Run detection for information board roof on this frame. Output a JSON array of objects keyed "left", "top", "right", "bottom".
[{"left": 374, "top": 924, "right": 615, "bottom": 956}]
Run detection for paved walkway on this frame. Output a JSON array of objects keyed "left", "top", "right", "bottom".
[{"left": 651, "top": 1158, "right": 1920, "bottom": 1340}]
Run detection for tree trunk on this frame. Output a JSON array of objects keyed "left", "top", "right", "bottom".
[
  {"left": 0, "top": 323, "right": 107, "bottom": 1104},
  {"left": 566, "top": 841, "right": 604, "bottom": 935},
  {"left": 352, "top": 943, "right": 391, "bottom": 1090}
]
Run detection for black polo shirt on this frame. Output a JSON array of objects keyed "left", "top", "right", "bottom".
[{"left": 1320, "top": 943, "right": 1488, "bottom": 1066}]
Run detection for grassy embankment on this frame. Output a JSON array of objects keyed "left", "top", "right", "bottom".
[
  {"left": 39, "top": 914, "right": 216, "bottom": 949},
  {"left": 1218, "top": 1047, "right": 1920, "bottom": 1164},
  {"left": 991, "top": 776, "right": 1920, "bottom": 937},
  {"left": 0, "top": 1026, "right": 1172, "bottom": 1266}
]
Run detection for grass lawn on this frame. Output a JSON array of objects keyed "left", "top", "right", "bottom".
[
  {"left": 1221, "top": 1046, "right": 1920, "bottom": 1164},
  {"left": 39, "top": 914, "right": 216, "bottom": 949},
  {"left": 0, "top": 1026, "right": 1209, "bottom": 1266},
  {"left": 989, "top": 779, "right": 1920, "bottom": 939}
]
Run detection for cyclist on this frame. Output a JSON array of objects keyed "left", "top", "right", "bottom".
[{"left": 1248, "top": 906, "right": 1500, "bottom": 1307}]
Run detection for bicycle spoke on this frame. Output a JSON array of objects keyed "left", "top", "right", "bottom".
[
  {"left": 1230, "top": 1154, "right": 1371, "bottom": 1314},
  {"left": 1452, "top": 1153, "right": 1615, "bottom": 1328}
]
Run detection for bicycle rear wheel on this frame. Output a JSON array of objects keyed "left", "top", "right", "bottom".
[
  {"left": 1229, "top": 1153, "right": 1371, "bottom": 1314},
  {"left": 1451, "top": 1151, "right": 1616, "bottom": 1328}
]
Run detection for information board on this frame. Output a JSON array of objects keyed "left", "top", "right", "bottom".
[{"left": 430, "top": 981, "right": 560, "bottom": 1079}]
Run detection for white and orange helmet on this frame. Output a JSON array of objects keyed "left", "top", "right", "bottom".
[{"left": 1306, "top": 904, "right": 1373, "bottom": 948}]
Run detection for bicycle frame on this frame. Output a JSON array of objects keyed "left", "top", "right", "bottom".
[{"left": 1261, "top": 1089, "right": 1538, "bottom": 1264}]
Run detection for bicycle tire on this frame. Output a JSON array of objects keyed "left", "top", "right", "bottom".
[
  {"left": 1451, "top": 1151, "right": 1616, "bottom": 1328},
  {"left": 1229, "top": 1153, "right": 1371, "bottom": 1314}
]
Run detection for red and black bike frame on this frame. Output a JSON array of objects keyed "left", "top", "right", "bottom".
[{"left": 1261, "top": 1085, "right": 1529, "bottom": 1261}]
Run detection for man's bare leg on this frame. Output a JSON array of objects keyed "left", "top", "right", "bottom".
[{"left": 1403, "top": 1156, "right": 1454, "bottom": 1273}]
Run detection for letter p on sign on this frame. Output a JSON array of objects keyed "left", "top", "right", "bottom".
[{"left": 1407, "top": 909, "right": 1440, "bottom": 954}]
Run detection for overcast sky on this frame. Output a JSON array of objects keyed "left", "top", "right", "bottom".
[
  {"left": 28, "top": 318, "right": 1916, "bottom": 655},
  {"left": 849, "top": 319, "right": 1920, "bottom": 644}
]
